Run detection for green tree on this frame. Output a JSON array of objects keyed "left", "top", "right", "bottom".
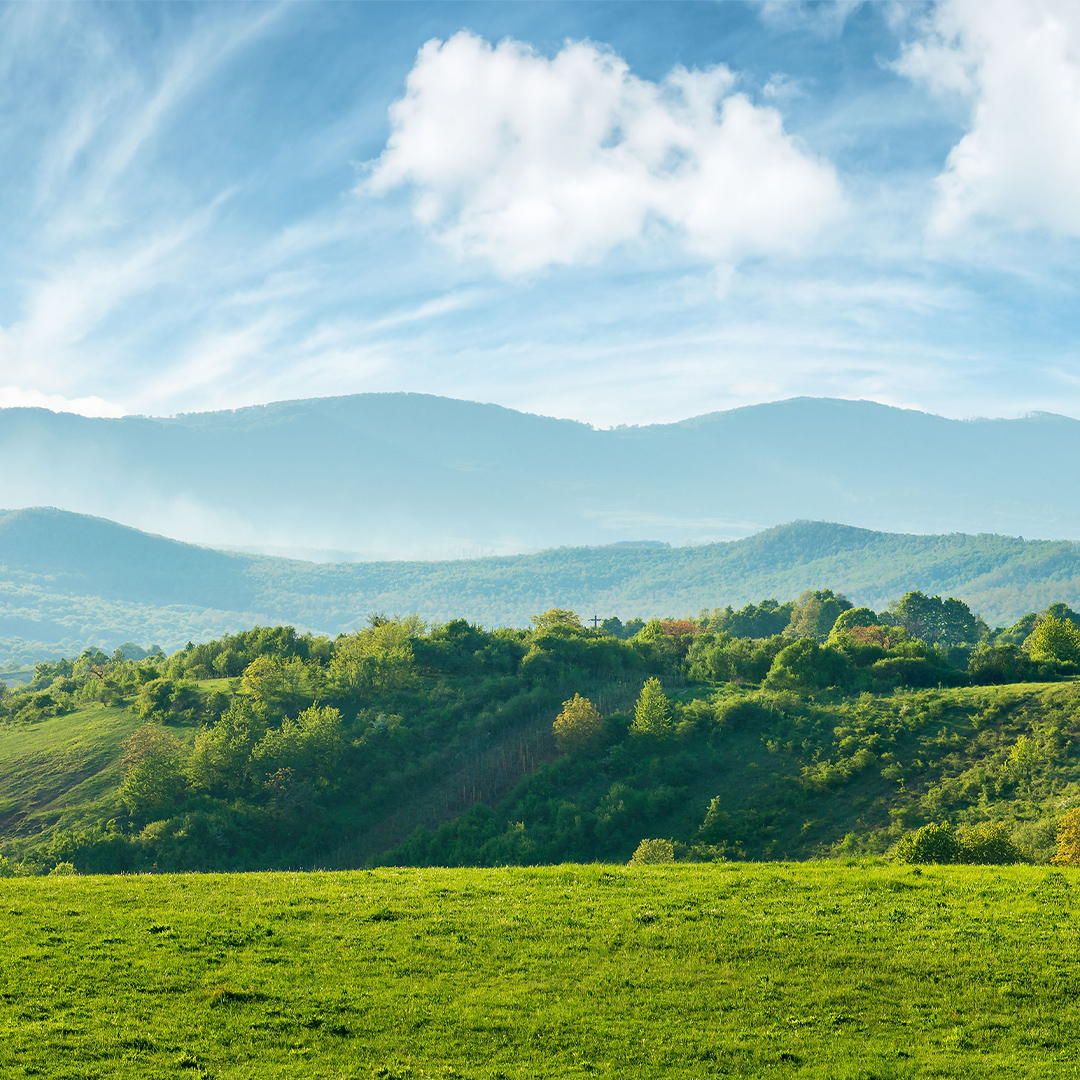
[
  {"left": 764, "top": 638, "right": 852, "bottom": 690},
  {"left": 250, "top": 705, "right": 344, "bottom": 787},
  {"left": 786, "top": 590, "right": 853, "bottom": 641},
  {"left": 894, "top": 822, "right": 961, "bottom": 864},
  {"left": 831, "top": 607, "right": 878, "bottom": 634},
  {"left": 1025, "top": 612, "right": 1080, "bottom": 664},
  {"left": 329, "top": 616, "right": 422, "bottom": 697},
  {"left": 187, "top": 698, "right": 267, "bottom": 796},
  {"left": 119, "top": 723, "right": 187, "bottom": 819},
  {"left": 889, "top": 591, "right": 978, "bottom": 647},
  {"left": 630, "top": 677, "right": 672, "bottom": 738}
]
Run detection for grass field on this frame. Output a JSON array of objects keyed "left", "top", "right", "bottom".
[{"left": 1, "top": 862, "right": 1078, "bottom": 1079}]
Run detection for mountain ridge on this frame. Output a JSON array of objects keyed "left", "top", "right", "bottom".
[{"left": 3, "top": 393, "right": 1079, "bottom": 560}]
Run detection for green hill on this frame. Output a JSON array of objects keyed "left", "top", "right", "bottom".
[
  {"left": 3, "top": 609, "right": 1079, "bottom": 875},
  {"left": 3, "top": 508, "right": 1080, "bottom": 665}
]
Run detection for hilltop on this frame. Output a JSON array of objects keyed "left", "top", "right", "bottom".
[{"left": 3, "top": 508, "right": 1080, "bottom": 663}]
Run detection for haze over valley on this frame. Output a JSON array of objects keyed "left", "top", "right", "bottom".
[{"left": 3, "top": 393, "right": 1079, "bottom": 562}]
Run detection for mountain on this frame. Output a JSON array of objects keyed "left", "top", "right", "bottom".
[
  {"left": 2, "top": 394, "right": 1079, "bottom": 560},
  {"left": 2, "top": 508, "right": 1080, "bottom": 666}
]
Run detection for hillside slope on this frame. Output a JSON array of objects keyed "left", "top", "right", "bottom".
[
  {"left": 2, "top": 508, "right": 1080, "bottom": 663},
  {"left": 2, "top": 394, "right": 1079, "bottom": 558}
]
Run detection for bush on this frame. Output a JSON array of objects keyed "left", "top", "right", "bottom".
[
  {"left": 48, "top": 862, "right": 78, "bottom": 877},
  {"left": 894, "top": 822, "right": 960, "bottom": 863},
  {"left": 628, "top": 838, "right": 674, "bottom": 865},
  {"left": 764, "top": 638, "right": 852, "bottom": 691},
  {"left": 955, "top": 821, "right": 1028, "bottom": 864},
  {"left": 894, "top": 820, "right": 1027, "bottom": 864},
  {"left": 968, "top": 644, "right": 1034, "bottom": 685}
]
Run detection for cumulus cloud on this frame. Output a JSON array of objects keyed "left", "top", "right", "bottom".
[
  {"left": 895, "top": 0, "right": 1080, "bottom": 237},
  {"left": 366, "top": 32, "right": 844, "bottom": 275}
]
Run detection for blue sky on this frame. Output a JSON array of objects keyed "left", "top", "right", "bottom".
[{"left": 1, "top": 0, "right": 1078, "bottom": 426}]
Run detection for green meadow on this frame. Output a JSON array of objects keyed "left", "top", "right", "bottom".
[{"left": 2, "top": 863, "right": 1078, "bottom": 1079}]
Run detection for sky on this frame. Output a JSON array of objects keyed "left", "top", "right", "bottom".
[{"left": 0, "top": 0, "right": 1079, "bottom": 427}]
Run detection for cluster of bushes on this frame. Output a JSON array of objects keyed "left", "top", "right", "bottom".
[{"left": 893, "top": 821, "right": 1030, "bottom": 865}]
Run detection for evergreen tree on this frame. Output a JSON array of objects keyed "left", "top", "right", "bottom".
[{"left": 631, "top": 677, "right": 671, "bottom": 738}]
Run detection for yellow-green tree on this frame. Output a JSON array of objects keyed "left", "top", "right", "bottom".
[
  {"left": 553, "top": 693, "right": 603, "bottom": 753},
  {"left": 530, "top": 608, "right": 583, "bottom": 632},
  {"left": 631, "top": 677, "right": 672, "bottom": 738},
  {"left": 1052, "top": 808, "right": 1080, "bottom": 865}
]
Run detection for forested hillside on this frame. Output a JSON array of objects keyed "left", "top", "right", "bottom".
[
  {"left": 4, "top": 591, "right": 1080, "bottom": 874},
  {"left": 4, "top": 508, "right": 1080, "bottom": 666},
  {"left": 2, "top": 394, "right": 1080, "bottom": 560}
]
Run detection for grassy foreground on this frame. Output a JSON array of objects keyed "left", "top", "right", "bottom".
[{"left": 1, "top": 863, "right": 1078, "bottom": 1079}]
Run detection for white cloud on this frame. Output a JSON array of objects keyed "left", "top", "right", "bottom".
[
  {"left": 895, "top": 0, "right": 1080, "bottom": 237},
  {"left": 0, "top": 386, "right": 125, "bottom": 417},
  {"left": 366, "top": 32, "right": 844, "bottom": 275},
  {"left": 757, "top": 1, "right": 863, "bottom": 39}
]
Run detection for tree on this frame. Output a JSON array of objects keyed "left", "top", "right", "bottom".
[
  {"left": 119, "top": 723, "right": 187, "bottom": 819},
  {"left": 1025, "top": 612, "right": 1080, "bottom": 664},
  {"left": 241, "top": 655, "right": 310, "bottom": 714},
  {"left": 888, "top": 591, "right": 978, "bottom": 647},
  {"left": 831, "top": 607, "right": 878, "bottom": 634},
  {"left": 250, "top": 705, "right": 344, "bottom": 787},
  {"left": 187, "top": 697, "right": 267, "bottom": 795},
  {"left": 630, "top": 677, "right": 672, "bottom": 738},
  {"left": 1052, "top": 808, "right": 1080, "bottom": 866},
  {"left": 764, "top": 638, "right": 851, "bottom": 690},
  {"left": 530, "top": 609, "right": 583, "bottom": 632},
  {"left": 893, "top": 822, "right": 960, "bottom": 864},
  {"left": 786, "top": 590, "right": 853, "bottom": 641},
  {"left": 553, "top": 693, "right": 604, "bottom": 753}
]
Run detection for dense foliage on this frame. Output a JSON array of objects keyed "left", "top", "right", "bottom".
[{"left": 4, "top": 589, "right": 1080, "bottom": 873}]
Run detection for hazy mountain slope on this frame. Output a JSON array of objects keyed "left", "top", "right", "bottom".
[
  {"left": 2, "top": 394, "right": 1078, "bottom": 559},
  {"left": 2, "top": 509, "right": 1080, "bottom": 664}
]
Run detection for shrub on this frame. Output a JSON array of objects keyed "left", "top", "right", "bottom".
[
  {"left": 628, "top": 838, "right": 674, "bottom": 865},
  {"left": 894, "top": 822, "right": 961, "bottom": 864},
  {"left": 894, "top": 820, "right": 1027, "bottom": 864},
  {"left": 968, "top": 644, "right": 1034, "bottom": 685},
  {"left": 764, "top": 638, "right": 851, "bottom": 691},
  {"left": 956, "top": 821, "right": 1028, "bottom": 864},
  {"left": 49, "top": 862, "right": 77, "bottom": 877}
]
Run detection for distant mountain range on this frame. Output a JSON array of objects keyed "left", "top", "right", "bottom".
[
  {"left": 2, "top": 394, "right": 1079, "bottom": 560},
  {"left": 2, "top": 508, "right": 1079, "bottom": 667}
]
